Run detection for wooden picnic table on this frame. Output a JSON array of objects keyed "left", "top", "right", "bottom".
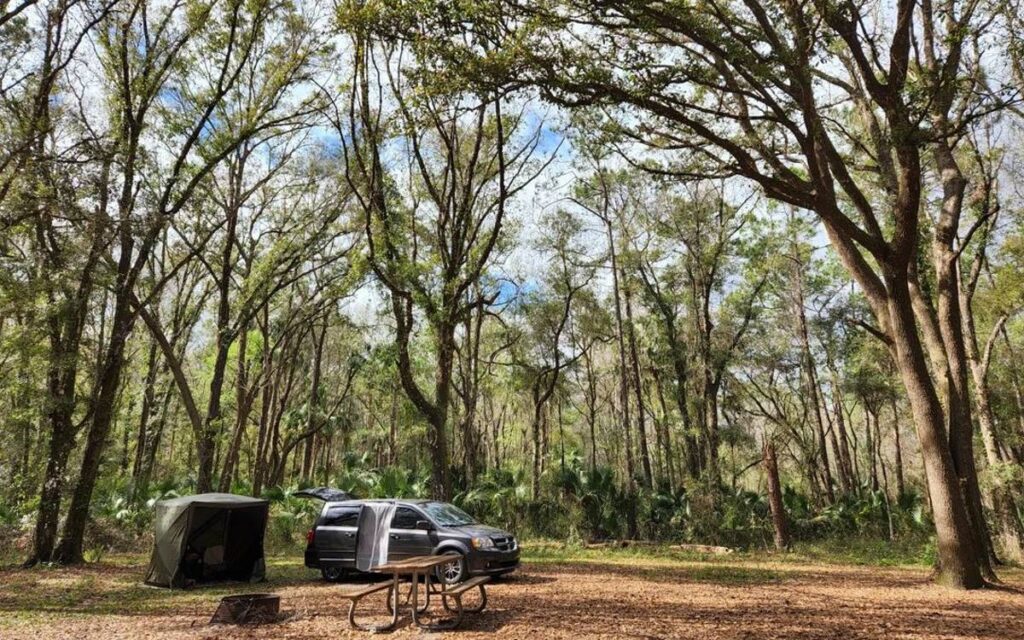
[{"left": 341, "top": 553, "right": 490, "bottom": 632}]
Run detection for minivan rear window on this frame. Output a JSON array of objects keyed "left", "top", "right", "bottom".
[{"left": 322, "top": 506, "right": 359, "bottom": 527}]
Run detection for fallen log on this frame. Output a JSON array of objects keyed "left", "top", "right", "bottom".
[
  {"left": 594, "top": 540, "right": 734, "bottom": 554},
  {"left": 528, "top": 540, "right": 735, "bottom": 554},
  {"left": 666, "top": 543, "right": 735, "bottom": 555}
]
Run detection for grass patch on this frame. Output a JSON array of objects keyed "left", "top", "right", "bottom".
[
  {"left": 0, "top": 554, "right": 320, "bottom": 628},
  {"left": 786, "top": 534, "right": 936, "bottom": 567},
  {"left": 520, "top": 534, "right": 936, "bottom": 569},
  {"left": 520, "top": 542, "right": 785, "bottom": 585}
]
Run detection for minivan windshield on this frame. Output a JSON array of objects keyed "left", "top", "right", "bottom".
[{"left": 421, "top": 502, "right": 476, "bottom": 527}]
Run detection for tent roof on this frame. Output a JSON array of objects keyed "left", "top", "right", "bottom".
[{"left": 156, "top": 493, "right": 268, "bottom": 509}]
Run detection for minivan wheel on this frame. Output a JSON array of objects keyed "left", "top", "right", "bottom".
[
  {"left": 436, "top": 553, "right": 466, "bottom": 585},
  {"left": 321, "top": 565, "right": 346, "bottom": 582}
]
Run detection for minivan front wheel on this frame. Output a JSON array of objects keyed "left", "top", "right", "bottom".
[{"left": 436, "top": 553, "right": 466, "bottom": 585}]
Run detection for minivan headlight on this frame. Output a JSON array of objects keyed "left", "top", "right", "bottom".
[{"left": 471, "top": 536, "right": 496, "bottom": 550}]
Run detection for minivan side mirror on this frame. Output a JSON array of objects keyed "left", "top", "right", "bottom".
[{"left": 415, "top": 520, "right": 434, "bottom": 531}]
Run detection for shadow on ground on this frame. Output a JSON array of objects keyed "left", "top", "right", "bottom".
[{"left": 0, "top": 556, "right": 1021, "bottom": 639}]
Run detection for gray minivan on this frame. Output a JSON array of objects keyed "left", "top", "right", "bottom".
[{"left": 304, "top": 499, "right": 519, "bottom": 584}]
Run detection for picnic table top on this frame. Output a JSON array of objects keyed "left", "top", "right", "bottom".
[{"left": 374, "top": 553, "right": 461, "bottom": 573}]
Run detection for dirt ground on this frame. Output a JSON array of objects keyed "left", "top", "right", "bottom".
[{"left": 1, "top": 555, "right": 1022, "bottom": 639}]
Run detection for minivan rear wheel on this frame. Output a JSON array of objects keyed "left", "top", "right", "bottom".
[
  {"left": 321, "top": 564, "right": 346, "bottom": 582},
  {"left": 435, "top": 553, "right": 466, "bottom": 585}
]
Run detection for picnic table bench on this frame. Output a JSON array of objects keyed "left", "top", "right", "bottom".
[{"left": 341, "top": 553, "right": 490, "bottom": 632}]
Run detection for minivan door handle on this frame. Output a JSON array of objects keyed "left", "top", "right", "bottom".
[{"left": 390, "top": 534, "right": 400, "bottom": 540}]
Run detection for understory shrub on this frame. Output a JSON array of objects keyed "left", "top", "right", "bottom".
[{"left": 2, "top": 457, "right": 935, "bottom": 561}]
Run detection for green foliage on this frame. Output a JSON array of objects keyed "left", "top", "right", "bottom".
[
  {"left": 455, "top": 467, "right": 533, "bottom": 534},
  {"left": 792, "top": 534, "right": 937, "bottom": 567},
  {"left": 563, "top": 466, "right": 626, "bottom": 540},
  {"left": 0, "top": 457, "right": 938, "bottom": 563},
  {"left": 82, "top": 548, "right": 105, "bottom": 564},
  {"left": 788, "top": 487, "right": 930, "bottom": 542},
  {"left": 325, "top": 453, "right": 431, "bottom": 499},
  {"left": 453, "top": 456, "right": 932, "bottom": 551}
]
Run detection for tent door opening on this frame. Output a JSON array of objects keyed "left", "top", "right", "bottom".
[{"left": 182, "top": 505, "right": 264, "bottom": 584}]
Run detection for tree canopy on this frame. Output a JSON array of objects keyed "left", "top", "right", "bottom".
[{"left": 2, "top": 0, "right": 1024, "bottom": 591}]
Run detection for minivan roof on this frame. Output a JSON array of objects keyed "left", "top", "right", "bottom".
[{"left": 323, "top": 498, "right": 434, "bottom": 507}]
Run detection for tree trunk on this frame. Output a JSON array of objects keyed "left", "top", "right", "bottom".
[
  {"left": 865, "top": 404, "right": 880, "bottom": 492},
  {"left": 821, "top": 402, "right": 850, "bottom": 495},
  {"left": 199, "top": 194, "right": 241, "bottom": 492},
  {"left": 890, "top": 396, "right": 906, "bottom": 498},
  {"left": 30, "top": 395, "right": 78, "bottom": 565},
  {"left": 137, "top": 378, "right": 174, "bottom": 499},
  {"left": 826, "top": 357, "right": 856, "bottom": 492},
  {"left": 605, "top": 221, "right": 636, "bottom": 495},
  {"left": 302, "top": 321, "right": 327, "bottom": 482},
  {"left": 928, "top": 84, "right": 997, "bottom": 580},
  {"left": 132, "top": 338, "right": 160, "bottom": 497},
  {"left": 763, "top": 440, "right": 790, "bottom": 551},
  {"left": 429, "top": 323, "right": 454, "bottom": 500},
  {"left": 199, "top": 337, "right": 233, "bottom": 493},
  {"left": 703, "top": 378, "right": 721, "bottom": 486},
  {"left": 963, "top": 309, "right": 1024, "bottom": 564},
  {"left": 584, "top": 354, "right": 599, "bottom": 472},
  {"left": 218, "top": 325, "right": 252, "bottom": 493},
  {"left": 56, "top": 268, "right": 138, "bottom": 564},
  {"left": 14, "top": 340, "right": 33, "bottom": 498},
  {"left": 930, "top": 267, "right": 996, "bottom": 577},
  {"left": 624, "top": 281, "right": 653, "bottom": 489},
  {"left": 461, "top": 297, "right": 485, "bottom": 482},
  {"left": 885, "top": 276, "right": 983, "bottom": 588},
  {"left": 640, "top": 281, "right": 699, "bottom": 480},
  {"left": 531, "top": 384, "right": 543, "bottom": 500},
  {"left": 792, "top": 250, "right": 835, "bottom": 503},
  {"left": 389, "top": 288, "right": 451, "bottom": 500},
  {"left": 654, "top": 375, "right": 675, "bottom": 487},
  {"left": 389, "top": 388, "right": 398, "bottom": 465},
  {"left": 29, "top": 293, "right": 91, "bottom": 564},
  {"left": 252, "top": 306, "right": 273, "bottom": 496},
  {"left": 999, "top": 326, "right": 1024, "bottom": 462},
  {"left": 26, "top": 159, "right": 106, "bottom": 565}
]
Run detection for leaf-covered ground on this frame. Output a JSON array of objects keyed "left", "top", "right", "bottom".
[{"left": 1, "top": 551, "right": 1021, "bottom": 639}]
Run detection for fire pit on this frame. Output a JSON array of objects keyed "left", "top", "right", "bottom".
[{"left": 210, "top": 593, "right": 282, "bottom": 625}]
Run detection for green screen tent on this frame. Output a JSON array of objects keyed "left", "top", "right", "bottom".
[{"left": 144, "top": 493, "right": 269, "bottom": 588}]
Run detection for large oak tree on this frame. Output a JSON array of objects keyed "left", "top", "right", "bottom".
[{"left": 399, "top": 0, "right": 1019, "bottom": 587}]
